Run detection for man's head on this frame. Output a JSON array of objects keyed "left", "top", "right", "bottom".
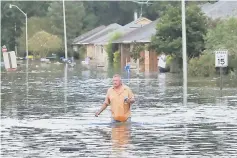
[{"left": 113, "top": 74, "right": 122, "bottom": 88}]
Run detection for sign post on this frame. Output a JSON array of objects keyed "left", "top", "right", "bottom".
[{"left": 215, "top": 50, "right": 228, "bottom": 90}]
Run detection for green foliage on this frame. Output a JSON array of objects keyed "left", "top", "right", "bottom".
[
  {"left": 83, "top": 1, "right": 137, "bottom": 26},
  {"left": 1, "top": 1, "right": 52, "bottom": 51},
  {"left": 165, "top": 55, "right": 174, "bottom": 70},
  {"left": 204, "top": 17, "right": 237, "bottom": 72},
  {"left": 47, "top": 1, "right": 85, "bottom": 41},
  {"left": 188, "top": 51, "right": 216, "bottom": 77},
  {"left": 106, "top": 44, "right": 113, "bottom": 64},
  {"left": 17, "top": 17, "right": 53, "bottom": 56},
  {"left": 150, "top": 4, "right": 207, "bottom": 60},
  {"left": 78, "top": 46, "right": 86, "bottom": 59},
  {"left": 106, "top": 32, "right": 122, "bottom": 64},
  {"left": 188, "top": 17, "right": 237, "bottom": 77},
  {"left": 113, "top": 51, "right": 120, "bottom": 63},
  {"left": 28, "top": 31, "right": 62, "bottom": 58},
  {"left": 142, "top": 1, "right": 180, "bottom": 20},
  {"left": 130, "top": 44, "right": 145, "bottom": 61},
  {"left": 205, "top": 18, "right": 237, "bottom": 56}
]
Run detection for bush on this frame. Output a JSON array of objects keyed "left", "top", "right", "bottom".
[
  {"left": 204, "top": 17, "right": 237, "bottom": 74},
  {"left": 188, "top": 52, "right": 216, "bottom": 77},
  {"left": 77, "top": 46, "right": 86, "bottom": 59},
  {"left": 165, "top": 55, "right": 174, "bottom": 71},
  {"left": 28, "top": 31, "right": 62, "bottom": 58},
  {"left": 106, "top": 32, "right": 122, "bottom": 64},
  {"left": 113, "top": 51, "right": 120, "bottom": 63},
  {"left": 229, "top": 54, "right": 237, "bottom": 72},
  {"left": 130, "top": 44, "right": 145, "bottom": 61}
]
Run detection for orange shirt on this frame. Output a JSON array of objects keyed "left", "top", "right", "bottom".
[{"left": 104, "top": 85, "right": 134, "bottom": 122}]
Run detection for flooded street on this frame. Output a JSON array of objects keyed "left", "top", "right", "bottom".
[{"left": 1, "top": 62, "right": 237, "bottom": 157}]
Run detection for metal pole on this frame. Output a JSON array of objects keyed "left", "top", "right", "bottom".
[
  {"left": 9, "top": 4, "right": 29, "bottom": 106},
  {"left": 25, "top": 14, "right": 28, "bottom": 59},
  {"left": 25, "top": 14, "right": 29, "bottom": 106},
  {"left": 63, "top": 0, "right": 68, "bottom": 59},
  {"left": 182, "top": 0, "right": 187, "bottom": 105}
]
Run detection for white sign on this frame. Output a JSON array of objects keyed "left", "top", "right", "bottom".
[{"left": 215, "top": 50, "right": 228, "bottom": 67}]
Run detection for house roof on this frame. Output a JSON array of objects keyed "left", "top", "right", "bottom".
[
  {"left": 72, "top": 25, "right": 106, "bottom": 44},
  {"left": 75, "top": 23, "right": 122, "bottom": 45},
  {"left": 201, "top": 1, "right": 237, "bottom": 19},
  {"left": 91, "top": 17, "right": 152, "bottom": 45},
  {"left": 112, "top": 19, "right": 158, "bottom": 44}
]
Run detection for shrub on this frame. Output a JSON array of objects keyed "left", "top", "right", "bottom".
[
  {"left": 188, "top": 52, "right": 216, "bottom": 77},
  {"left": 106, "top": 32, "right": 122, "bottom": 64},
  {"left": 113, "top": 51, "right": 120, "bottom": 63},
  {"left": 165, "top": 55, "right": 174, "bottom": 71}
]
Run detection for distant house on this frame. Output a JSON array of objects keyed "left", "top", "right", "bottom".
[
  {"left": 72, "top": 17, "right": 152, "bottom": 67},
  {"left": 201, "top": 1, "right": 237, "bottom": 19},
  {"left": 73, "top": 23, "right": 122, "bottom": 64},
  {"left": 112, "top": 19, "right": 159, "bottom": 72},
  {"left": 90, "top": 17, "right": 152, "bottom": 67},
  {"left": 72, "top": 25, "right": 106, "bottom": 52}
]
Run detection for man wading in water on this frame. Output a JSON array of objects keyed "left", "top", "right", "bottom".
[{"left": 95, "top": 74, "right": 135, "bottom": 122}]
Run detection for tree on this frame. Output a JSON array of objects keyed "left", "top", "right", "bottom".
[
  {"left": 47, "top": 1, "right": 86, "bottom": 42},
  {"left": 150, "top": 4, "right": 207, "bottom": 63},
  {"left": 142, "top": 1, "right": 180, "bottom": 20},
  {"left": 1, "top": 1, "right": 52, "bottom": 51},
  {"left": 106, "top": 32, "right": 122, "bottom": 64},
  {"left": 28, "top": 31, "right": 62, "bottom": 58},
  {"left": 205, "top": 17, "right": 237, "bottom": 70},
  {"left": 83, "top": 1, "right": 138, "bottom": 26},
  {"left": 17, "top": 17, "right": 53, "bottom": 56}
]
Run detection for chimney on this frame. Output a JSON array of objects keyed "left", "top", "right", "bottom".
[{"left": 134, "top": 11, "right": 138, "bottom": 20}]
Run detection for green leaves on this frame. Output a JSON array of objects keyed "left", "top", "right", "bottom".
[
  {"left": 17, "top": 17, "right": 52, "bottom": 56},
  {"left": 188, "top": 51, "right": 216, "bottom": 77},
  {"left": 1, "top": 1, "right": 52, "bottom": 50},
  {"left": 150, "top": 4, "right": 207, "bottom": 61},
  {"left": 205, "top": 18, "right": 237, "bottom": 56},
  {"left": 28, "top": 31, "right": 62, "bottom": 58},
  {"left": 205, "top": 17, "right": 237, "bottom": 71},
  {"left": 47, "top": 1, "right": 86, "bottom": 41},
  {"left": 106, "top": 32, "right": 122, "bottom": 64},
  {"left": 130, "top": 44, "right": 145, "bottom": 61}
]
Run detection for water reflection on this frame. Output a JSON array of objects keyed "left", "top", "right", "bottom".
[
  {"left": 111, "top": 123, "right": 131, "bottom": 149},
  {"left": 64, "top": 63, "right": 68, "bottom": 106},
  {"left": 26, "top": 59, "right": 29, "bottom": 107}
]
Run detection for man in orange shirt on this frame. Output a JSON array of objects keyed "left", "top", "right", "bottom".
[{"left": 95, "top": 74, "right": 135, "bottom": 122}]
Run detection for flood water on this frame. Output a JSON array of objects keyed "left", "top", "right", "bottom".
[{"left": 1, "top": 62, "right": 237, "bottom": 157}]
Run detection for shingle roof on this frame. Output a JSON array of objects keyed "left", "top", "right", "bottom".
[
  {"left": 91, "top": 17, "right": 152, "bottom": 45},
  {"left": 112, "top": 19, "right": 158, "bottom": 44},
  {"left": 72, "top": 25, "right": 106, "bottom": 44},
  {"left": 75, "top": 23, "right": 122, "bottom": 45},
  {"left": 201, "top": 1, "right": 237, "bottom": 19}
]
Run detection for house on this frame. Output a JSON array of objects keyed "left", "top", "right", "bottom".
[
  {"left": 201, "top": 1, "right": 237, "bottom": 19},
  {"left": 89, "top": 17, "right": 152, "bottom": 67},
  {"left": 72, "top": 17, "right": 152, "bottom": 67},
  {"left": 112, "top": 19, "right": 159, "bottom": 72},
  {"left": 72, "top": 25, "right": 106, "bottom": 52},
  {"left": 73, "top": 23, "right": 122, "bottom": 64}
]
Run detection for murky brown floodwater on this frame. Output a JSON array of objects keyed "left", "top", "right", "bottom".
[{"left": 1, "top": 61, "right": 237, "bottom": 157}]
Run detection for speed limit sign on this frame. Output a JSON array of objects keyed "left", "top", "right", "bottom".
[{"left": 215, "top": 50, "right": 228, "bottom": 67}]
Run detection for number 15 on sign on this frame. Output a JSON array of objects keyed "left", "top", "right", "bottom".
[{"left": 215, "top": 50, "right": 228, "bottom": 67}]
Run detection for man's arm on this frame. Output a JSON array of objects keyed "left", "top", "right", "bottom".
[
  {"left": 95, "top": 90, "right": 110, "bottom": 117},
  {"left": 95, "top": 102, "right": 108, "bottom": 117}
]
